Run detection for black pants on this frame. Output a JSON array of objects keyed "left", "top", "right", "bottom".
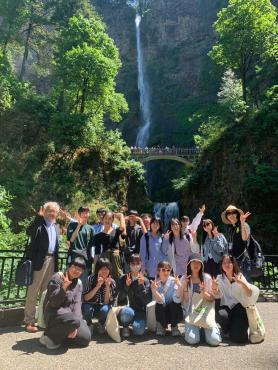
[
  {"left": 216, "top": 303, "right": 249, "bottom": 343},
  {"left": 45, "top": 313, "right": 91, "bottom": 347},
  {"left": 204, "top": 258, "right": 220, "bottom": 278},
  {"left": 155, "top": 301, "right": 183, "bottom": 328}
]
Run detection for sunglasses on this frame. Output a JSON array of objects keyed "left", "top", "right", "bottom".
[
  {"left": 203, "top": 223, "right": 211, "bottom": 227},
  {"left": 226, "top": 211, "right": 237, "bottom": 215},
  {"left": 160, "top": 268, "right": 171, "bottom": 272}
]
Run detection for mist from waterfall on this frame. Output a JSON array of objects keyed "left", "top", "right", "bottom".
[
  {"left": 135, "top": 14, "right": 151, "bottom": 148},
  {"left": 154, "top": 202, "right": 180, "bottom": 232}
]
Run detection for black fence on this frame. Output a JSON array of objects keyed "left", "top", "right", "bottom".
[
  {"left": 0, "top": 251, "right": 277, "bottom": 307},
  {"left": 0, "top": 250, "right": 68, "bottom": 307}
]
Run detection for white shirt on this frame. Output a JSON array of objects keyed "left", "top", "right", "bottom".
[{"left": 216, "top": 274, "right": 249, "bottom": 309}]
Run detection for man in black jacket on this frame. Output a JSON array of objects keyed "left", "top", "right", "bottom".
[{"left": 24, "top": 202, "right": 60, "bottom": 333}]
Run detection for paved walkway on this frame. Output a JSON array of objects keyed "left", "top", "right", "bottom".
[{"left": 0, "top": 302, "right": 277, "bottom": 370}]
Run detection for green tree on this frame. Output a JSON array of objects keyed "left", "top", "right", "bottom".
[
  {"left": 209, "top": 0, "right": 278, "bottom": 102},
  {"left": 54, "top": 15, "right": 128, "bottom": 117}
]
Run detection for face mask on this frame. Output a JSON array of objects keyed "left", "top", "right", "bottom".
[{"left": 130, "top": 264, "right": 141, "bottom": 273}]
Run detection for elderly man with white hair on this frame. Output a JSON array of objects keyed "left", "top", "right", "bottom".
[{"left": 24, "top": 202, "right": 60, "bottom": 333}]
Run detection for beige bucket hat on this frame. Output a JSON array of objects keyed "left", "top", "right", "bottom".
[{"left": 221, "top": 205, "right": 244, "bottom": 224}]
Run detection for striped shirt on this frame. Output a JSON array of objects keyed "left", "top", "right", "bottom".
[{"left": 83, "top": 274, "right": 116, "bottom": 305}]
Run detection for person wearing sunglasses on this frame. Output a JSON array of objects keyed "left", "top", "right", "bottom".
[
  {"left": 221, "top": 205, "right": 251, "bottom": 281},
  {"left": 151, "top": 261, "right": 183, "bottom": 336},
  {"left": 202, "top": 219, "right": 228, "bottom": 278},
  {"left": 117, "top": 254, "right": 151, "bottom": 337}
]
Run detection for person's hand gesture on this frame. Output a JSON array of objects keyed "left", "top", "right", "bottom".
[
  {"left": 199, "top": 204, "right": 206, "bottom": 214},
  {"left": 38, "top": 206, "right": 44, "bottom": 217},
  {"left": 183, "top": 274, "right": 191, "bottom": 291},
  {"left": 164, "top": 230, "right": 171, "bottom": 240},
  {"left": 63, "top": 272, "right": 72, "bottom": 290},
  {"left": 97, "top": 275, "right": 104, "bottom": 288},
  {"left": 115, "top": 212, "right": 122, "bottom": 220},
  {"left": 174, "top": 275, "right": 181, "bottom": 288},
  {"left": 212, "top": 226, "right": 220, "bottom": 237},
  {"left": 232, "top": 273, "right": 245, "bottom": 285},
  {"left": 138, "top": 272, "right": 145, "bottom": 285},
  {"left": 105, "top": 276, "right": 112, "bottom": 287},
  {"left": 211, "top": 277, "right": 219, "bottom": 292},
  {"left": 199, "top": 281, "right": 205, "bottom": 293},
  {"left": 126, "top": 273, "right": 132, "bottom": 287},
  {"left": 151, "top": 279, "right": 160, "bottom": 292},
  {"left": 240, "top": 212, "right": 251, "bottom": 224},
  {"left": 78, "top": 217, "right": 87, "bottom": 226}
]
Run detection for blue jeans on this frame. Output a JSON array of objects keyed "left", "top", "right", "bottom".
[
  {"left": 184, "top": 322, "right": 221, "bottom": 346},
  {"left": 118, "top": 306, "right": 146, "bottom": 336},
  {"left": 82, "top": 303, "right": 111, "bottom": 326}
]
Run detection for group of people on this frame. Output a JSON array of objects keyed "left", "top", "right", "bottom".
[{"left": 23, "top": 201, "right": 261, "bottom": 350}]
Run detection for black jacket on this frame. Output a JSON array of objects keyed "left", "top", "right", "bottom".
[
  {"left": 117, "top": 274, "right": 151, "bottom": 313},
  {"left": 26, "top": 215, "right": 59, "bottom": 272}
]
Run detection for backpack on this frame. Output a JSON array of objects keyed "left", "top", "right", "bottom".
[{"left": 247, "top": 235, "right": 265, "bottom": 278}]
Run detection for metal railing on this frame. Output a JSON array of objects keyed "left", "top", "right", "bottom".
[
  {"left": 0, "top": 250, "right": 68, "bottom": 307},
  {"left": 0, "top": 251, "right": 277, "bottom": 307},
  {"left": 131, "top": 147, "right": 200, "bottom": 156}
]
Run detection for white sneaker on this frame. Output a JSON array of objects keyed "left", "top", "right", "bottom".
[
  {"left": 39, "top": 334, "right": 61, "bottom": 350},
  {"left": 156, "top": 322, "right": 166, "bottom": 336},
  {"left": 122, "top": 327, "right": 130, "bottom": 338},
  {"left": 171, "top": 326, "right": 181, "bottom": 337}
]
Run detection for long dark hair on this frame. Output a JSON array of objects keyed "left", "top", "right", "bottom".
[
  {"left": 187, "top": 260, "right": 204, "bottom": 284},
  {"left": 150, "top": 217, "right": 163, "bottom": 234},
  {"left": 220, "top": 255, "right": 241, "bottom": 276},
  {"left": 202, "top": 219, "right": 216, "bottom": 244},
  {"left": 169, "top": 218, "right": 183, "bottom": 244}
]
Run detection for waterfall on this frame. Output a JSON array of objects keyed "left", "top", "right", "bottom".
[
  {"left": 154, "top": 202, "right": 180, "bottom": 232},
  {"left": 135, "top": 14, "right": 151, "bottom": 148}
]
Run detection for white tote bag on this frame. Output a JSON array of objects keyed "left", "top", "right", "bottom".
[{"left": 146, "top": 301, "right": 157, "bottom": 332}]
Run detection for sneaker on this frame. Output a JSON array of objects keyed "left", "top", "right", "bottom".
[
  {"left": 171, "top": 326, "right": 181, "bottom": 337},
  {"left": 156, "top": 322, "right": 166, "bottom": 336},
  {"left": 40, "top": 334, "right": 61, "bottom": 350},
  {"left": 97, "top": 323, "right": 106, "bottom": 334},
  {"left": 122, "top": 327, "right": 130, "bottom": 338},
  {"left": 26, "top": 323, "right": 38, "bottom": 333}
]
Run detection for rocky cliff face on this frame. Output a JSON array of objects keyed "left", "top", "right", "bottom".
[{"left": 92, "top": 0, "right": 227, "bottom": 145}]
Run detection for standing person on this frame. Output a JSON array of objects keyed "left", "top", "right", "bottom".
[
  {"left": 123, "top": 210, "right": 147, "bottom": 271},
  {"left": 94, "top": 211, "right": 126, "bottom": 279},
  {"left": 141, "top": 213, "right": 152, "bottom": 233},
  {"left": 213, "top": 255, "right": 252, "bottom": 343},
  {"left": 92, "top": 208, "right": 119, "bottom": 235},
  {"left": 117, "top": 254, "right": 151, "bottom": 337},
  {"left": 82, "top": 258, "right": 116, "bottom": 333},
  {"left": 180, "top": 204, "right": 206, "bottom": 237},
  {"left": 181, "top": 254, "right": 221, "bottom": 346},
  {"left": 140, "top": 217, "right": 166, "bottom": 280},
  {"left": 221, "top": 205, "right": 251, "bottom": 280},
  {"left": 162, "top": 219, "right": 191, "bottom": 276},
  {"left": 24, "top": 202, "right": 60, "bottom": 333},
  {"left": 202, "top": 219, "right": 228, "bottom": 278},
  {"left": 151, "top": 261, "right": 183, "bottom": 336},
  {"left": 40, "top": 256, "right": 91, "bottom": 349},
  {"left": 67, "top": 206, "right": 94, "bottom": 287}
]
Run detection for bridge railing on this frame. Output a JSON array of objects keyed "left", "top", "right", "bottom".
[
  {"left": 0, "top": 250, "right": 277, "bottom": 307},
  {"left": 131, "top": 147, "right": 200, "bottom": 156}
]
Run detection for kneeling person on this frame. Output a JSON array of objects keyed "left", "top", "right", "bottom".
[
  {"left": 82, "top": 258, "right": 116, "bottom": 333},
  {"left": 40, "top": 257, "right": 91, "bottom": 349},
  {"left": 117, "top": 254, "right": 151, "bottom": 337}
]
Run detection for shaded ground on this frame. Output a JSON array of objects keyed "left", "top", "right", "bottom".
[{"left": 0, "top": 302, "right": 277, "bottom": 370}]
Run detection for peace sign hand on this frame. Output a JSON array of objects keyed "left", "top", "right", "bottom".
[
  {"left": 38, "top": 206, "right": 44, "bottom": 217},
  {"left": 212, "top": 226, "right": 219, "bottom": 237},
  {"left": 211, "top": 277, "right": 219, "bottom": 292},
  {"left": 164, "top": 230, "right": 172, "bottom": 240},
  {"left": 138, "top": 272, "right": 145, "bottom": 285},
  {"left": 151, "top": 279, "right": 160, "bottom": 292},
  {"left": 126, "top": 273, "right": 132, "bottom": 287},
  {"left": 174, "top": 275, "right": 181, "bottom": 288},
  {"left": 199, "top": 204, "right": 206, "bottom": 214},
  {"left": 63, "top": 272, "right": 72, "bottom": 290},
  {"left": 183, "top": 274, "right": 191, "bottom": 290}
]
